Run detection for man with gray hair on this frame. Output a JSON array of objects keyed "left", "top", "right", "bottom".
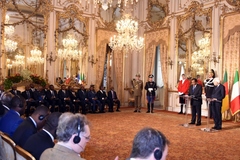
[
  {"left": 210, "top": 77, "right": 225, "bottom": 130},
  {"left": 40, "top": 113, "right": 90, "bottom": 160}
]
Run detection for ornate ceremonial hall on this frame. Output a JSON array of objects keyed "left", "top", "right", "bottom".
[{"left": 0, "top": 0, "right": 240, "bottom": 116}]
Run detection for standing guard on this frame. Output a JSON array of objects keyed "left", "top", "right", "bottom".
[{"left": 145, "top": 74, "right": 157, "bottom": 113}]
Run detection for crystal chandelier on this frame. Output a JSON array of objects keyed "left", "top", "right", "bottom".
[
  {"left": 6, "top": 58, "right": 12, "bottom": 69},
  {"left": 27, "top": 47, "right": 44, "bottom": 65},
  {"left": 4, "top": 15, "right": 18, "bottom": 52},
  {"left": 109, "top": 14, "right": 144, "bottom": 51},
  {"left": 12, "top": 54, "right": 25, "bottom": 67},
  {"left": 80, "top": 0, "right": 140, "bottom": 10},
  {"left": 58, "top": 34, "right": 81, "bottom": 60}
]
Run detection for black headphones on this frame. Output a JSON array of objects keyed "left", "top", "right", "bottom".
[
  {"left": 39, "top": 115, "right": 45, "bottom": 121},
  {"left": 73, "top": 118, "right": 81, "bottom": 144},
  {"left": 154, "top": 130, "right": 163, "bottom": 160}
]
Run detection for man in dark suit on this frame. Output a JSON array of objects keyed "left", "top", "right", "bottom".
[
  {"left": 77, "top": 85, "right": 90, "bottom": 114},
  {"left": 0, "top": 92, "right": 14, "bottom": 120},
  {"left": 22, "top": 85, "right": 37, "bottom": 116},
  {"left": 107, "top": 86, "right": 121, "bottom": 112},
  {"left": 210, "top": 78, "right": 225, "bottom": 130},
  {"left": 68, "top": 86, "right": 80, "bottom": 113},
  {"left": 23, "top": 112, "right": 62, "bottom": 160},
  {"left": 58, "top": 85, "right": 74, "bottom": 113},
  {"left": 188, "top": 78, "right": 203, "bottom": 126},
  {"left": 33, "top": 86, "right": 49, "bottom": 108},
  {"left": 9, "top": 85, "right": 22, "bottom": 96},
  {"left": 87, "top": 85, "right": 102, "bottom": 113},
  {"left": 97, "top": 86, "right": 109, "bottom": 113},
  {"left": 12, "top": 105, "right": 49, "bottom": 147},
  {"left": 0, "top": 95, "right": 25, "bottom": 137},
  {"left": 46, "top": 85, "right": 61, "bottom": 113}
]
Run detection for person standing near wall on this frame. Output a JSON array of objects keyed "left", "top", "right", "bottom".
[
  {"left": 132, "top": 74, "right": 143, "bottom": 113},
  {"left": 177, "top": 74, "right": 190, "bottom": 114},
  {"left": 145, "top": 74, "right": 157, "bottom": 113}
]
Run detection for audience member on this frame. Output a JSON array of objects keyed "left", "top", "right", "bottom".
[
  {"left": 107, "top": 87, "right": 121, "bottom": 112},
  {"left": 97, "top": 86, "right": 109, "bottom": 113},
  {"left": 40, "top": 113, "right": 90, "bottom": 160},
  {"left": 46, "top": 85, "right": 61, "bottom": 113},
  {"left": 210, "top": 78, "right": 225, "bottom": 130},
  {"left": 77, "top": 85, "right": 90, "bottom": 114},
  {"left": 177, "top": 74, "right": 190, "bottom": 114},
  {"left": 23, "top": 112, "right": 62, "bottom": 160},
  {"left": 68, "top": 86, "right": 81, "bottom": 113},
  {"left": 145, "top": 74, "right": 157, "bottom": 113},
  {"left": 0, "top": 92, "right": 14, "bottom": 119},
  {"left": 30, "top": 83, "right": 36, "bottom": 93},
  {"left": 132, "top": 74, "right": 143, "bottom": 112},
  {"left": 58, "top": 85, "right": 74, "bottom": 113},
  {"left": 0, "top": 95, "right": 26, "bottom": 137},
  {"left": 0, "top": 84, "right": 5, "bottom": 97},
  {"left": 87, "top": 85, "right": 102, "bottom": 113},
  {"left": 10, "top": 85, "right": 22, "bottom": 96},
  {"left": 129, "top": 127, "right": 169, "bottom": 160},
  {"left": 33, "top": 86, "right": 50, "bottom": 108},
  {"left": 22, "top": 85, "right": 37, "bottom": 116},
  {"left": 188, "top": 78, "right": 203, "bottom": 126},
  {"left": 12, "top": 105, "right": 49, "bottom": 147}
]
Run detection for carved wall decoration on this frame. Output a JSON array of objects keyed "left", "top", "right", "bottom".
[{"left": 146, "top": 0, "right": 169, "bottom": 30}]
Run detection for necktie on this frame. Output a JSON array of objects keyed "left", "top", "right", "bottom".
[
  {"left": 27, "top": 91, "right": 30, "bottom": 98},
  {"left": 193, "top": 85, "right": 196, "bottom": 91}
]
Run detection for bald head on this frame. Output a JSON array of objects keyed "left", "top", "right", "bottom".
[{"left": 213, "top": 77, "right": 220, "bottom": 86}]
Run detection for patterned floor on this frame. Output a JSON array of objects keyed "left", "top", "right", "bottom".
[{"left": 81, "top": 107, "right": 240, "bottom": 160}]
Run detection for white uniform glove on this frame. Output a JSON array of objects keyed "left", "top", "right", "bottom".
[{"left": 148, "top": 88, "right": 153, "bottom": 92}]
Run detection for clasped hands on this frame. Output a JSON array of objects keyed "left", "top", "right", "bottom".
[{"left": 148, "top": 88, "right": 153, "bottom": 92}]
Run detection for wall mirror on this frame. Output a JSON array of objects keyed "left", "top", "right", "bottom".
[
  {"left": 56, "top": 4, "right": 89, "bottom": 84},
  {"left": 176, "top": 1, "right": 212, "bottom": 80},
  {"left": 146, "top": 0, "right": 168, "bottom": 29},
  {"left": 2, "top": 0, "right": 50, "bottom": 77}
]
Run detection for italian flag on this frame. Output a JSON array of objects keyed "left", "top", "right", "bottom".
[
  {"left": 230, "top": 70, "right": 240, "bottom": 115},
  {"left": 222, "top": 71, "right": 229, "bottom": 113}
]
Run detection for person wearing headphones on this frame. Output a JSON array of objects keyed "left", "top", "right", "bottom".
[
  {"left": 0, "top": 95, "right": 26, "bottom": 137},
  {"left": 12, "top": 105, "right": 49, "bottom": 147},
  {"left": 23, "top": 112, "right": 62, "bottom": 160},
  {"left": 129, "top": 127, "right": 169, "bottom": 160},
  {"left": 40, "top": 113, "right": 90, "bottom": 160}
]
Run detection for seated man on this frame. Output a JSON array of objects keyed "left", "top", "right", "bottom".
[
  {"left": 77, "top": 85, "right": 91, "bottom": 115},
  {"left": 97, "top": 86, "right": 109, "bottom": 113},
  {"left": 0, "top": 92, "right": 14, "bottom": 120},
  {"left": 46, "top": 85, "right": 62, "bottom": 113},
  {"left": 40, "top": 113, "right": 90, "bottom": 160},
  {"left": 129, "top": 127, "right": 169, "bottom": 160},
  {"left": 23, "top": 112, "right": 62, "bottom": 160},
  {"left": 12, "top": 105, "right": 49, "bottom": 147},
  {"left": 107, "top": 87, "right": 121, "bottom": 112},
  {"left": 22, "top": 85, "right": 37, "bottom": 116},
  {"left": 68, "top": 86, "right": 80, "bottom": 113},
  {"left": 87, "top": 85, "right": 102, "bottom": 113},
  {"left": 0, "top": 95, "right": 26, "bottom": 137},
  {"left": 9, "top": 85, "right": 22, "bottom": 96},
  {"left": 33, "top": 86, "right": 49, "bottom": 108},
  {"left": 58, "top": 85, "right": 74, "bottom": 113}
]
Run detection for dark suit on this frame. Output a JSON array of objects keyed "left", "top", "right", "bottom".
[
  {"left": 0, "top": 109, "right": 23, "bottom": 137},
  {"left": 23, "top": 130, "right": 54, "bottom": 160},
  {"left": 87, "top": 90, "right": 102, "bottom": 113},
  {"left": 188, "top": 84, "right": 202, "bottom": 125},
  {"left": 68, "top": 90, "right": 80, "bottom": 113},
  {"left": 211, "top": 84, "right": 225, "bottom": 129},
  {"left": 22, "top": 90, "right": 37, "bottom": 116},
  {"left": 107, "top": 90, "right": 120, "bottom": 112},
  {"left": 97, "top": 90, "right": 109, "bottom": 113},
  {"left": 33, "top": 90, "right": 49, "bottom": 108},
  {"left": 46, "top": 90, "right": 61, "bottom": 112},
  {"left": 77, "top": 89, "right": 90, "bottom": 114},
  {"left": 10, "top": 89, "right": 22, "bottom": 96},
  {"left": 12, "top": 117, "right": 37, "bottom": 147},
  {"left": 58, "top": 89, "right": 73, "bottom": 113}
]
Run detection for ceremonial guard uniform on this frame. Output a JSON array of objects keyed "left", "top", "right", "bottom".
[{"left": 145, "top": 74, "right": 157, "bottom": 113}]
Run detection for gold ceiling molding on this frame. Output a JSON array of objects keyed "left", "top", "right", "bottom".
[{"left": 146, "top": 0, "right": 169, "bottom": 30}]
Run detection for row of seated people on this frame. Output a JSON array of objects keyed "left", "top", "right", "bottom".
[{"left": 8, "top": 84, "right": 120, "bottom": 116}]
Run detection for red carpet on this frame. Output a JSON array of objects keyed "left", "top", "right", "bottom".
[{"left": 81, "top": 108, "right": 240, "bottom": 160}]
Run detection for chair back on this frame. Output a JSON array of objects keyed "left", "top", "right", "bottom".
[
  {"left": 0, "top": 132, "right": 16, "bottom": 160},
  {"left": 15, "top": 145, "right": 36, "bottom": 160}
]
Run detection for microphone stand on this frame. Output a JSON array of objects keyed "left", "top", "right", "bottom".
[{"left": 179, "top": 95, "right": 192, "bottom": 128}]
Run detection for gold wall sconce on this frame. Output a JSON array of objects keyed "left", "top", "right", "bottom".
[
  {"left": 88, "top": 55, "right": 98, "bottom": 67},
  {"left": 46, "top": 52, "right": 57, "bottom": 66},
  {"left": 211, "top": 52, "right": 220, "bottom": 65},
  {"left": 167, "top": 56, "right": 173, "bottom": 69}
]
